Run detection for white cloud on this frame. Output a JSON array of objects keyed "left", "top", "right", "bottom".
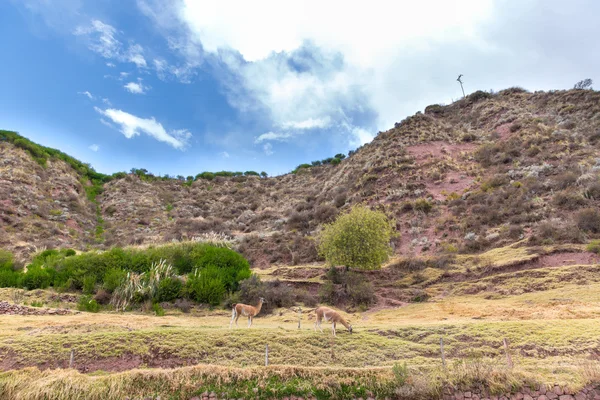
[
  {"left": 140, "top": 0, "right": 497, "bottom": 147},
  {"left": 126, "top": 44, "right": 147, "bottom": 68},
  {"left": 78, "top": 90, "right": 94, "bottom": 100},
  {"left": 219, "top": 151, "right": 230, "bottom": 158},
  {"left": 255, "top": 131, "right": 294, "bottom": 143},
  {"left": 74, "top": 19, "right": 148, "bottom": 69},
  {"left": 124, "top": 81, "right": 150, "bottom": 94},
  {"left": 94, "top": 106, "right": 192, "bottom": 150},
  {"left": 280, "top": 117, "right": 331, "bottom": 130},
  {"left": 89, "top": 144, "right": 100, "bottom": 152},
  {"left": 350, "top": 127, "right": 375, "bottom": 147},
  {"left": 99, "top": 118, "right": 114, "bottom": 128},
  {"left": 74, "top": 19, "right": 121, "bottom": 59},
  {"left": 263, "top": 143, "right": 273, "bottom": 156},
  {"left": 102, "top": 98, "right": 112, "bottom": 106}
]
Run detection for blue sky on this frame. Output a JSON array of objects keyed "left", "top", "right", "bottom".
[{"left": 1, "top": 1, "right": 599, "bottom": 177}]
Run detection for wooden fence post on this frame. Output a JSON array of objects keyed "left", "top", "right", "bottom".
[
  {"left": 69, "top": 349, "right": 74, "bottom": 369},
  {"left": 440, "top": 337, "right": 446, "bottom": 369},
  {"left": 503, "top": 338, "right": 513, "bottom": 368},
  {"left": 265, "top": 344, "right": 269, "bottom": 366},
  {"left": 298, "top": 307, "right": 302, "bottom": 329}
]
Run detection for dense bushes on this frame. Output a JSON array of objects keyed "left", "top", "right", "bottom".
[
  {"left": 0, "top": 243, "right": 252, "bottom": 309},
  {"left": 185, "top": 267, "right": 226, "bottom": 306},
  {"left": 156, "top": 277, "right": 183, "bottom": 302}
]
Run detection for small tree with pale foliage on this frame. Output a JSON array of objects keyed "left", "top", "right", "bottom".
[{"left": 318, "top": 205, "right": 396, "bottom": 270}]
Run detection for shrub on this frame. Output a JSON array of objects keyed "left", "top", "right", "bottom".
[
  {"left": 413, "top": 199, "right": 433, "bottom": 213},
  {"left": 574, "top": 78, "right": 593, "bottom": 90},
  {"left": 509, "top": 122, "right": 522, "bottom": 133},
  {"left": 93, "top": 289, "right": 112, "bottom": 305},
  {"left": 0, "top": 269, "right": 19, "bottom": 288},
  {"left": 196, "top": 172, "right": 215, "bottom": 181},
  {"left": 587, "top": 240, "right": 600, "bottom": 254},
  {"left": 20, "top": 267, "right": 51, "bottom": 289},
  {"left": 392, "top": 362, "right": 409, "bottom": 386},
  {"left": 190, "top": 246, "right": 251, "bottom": 291},
  {"left": 77, "top": 295, "right": 100, "bottom": 312},
  {"left": 584, "top": 181, "right": 600, "bottom": 200},
  {"left": 287, "top": 211, "right": 311, "bottom": 231},
  {"left": 156, "top": 277, "right": 183, "bottom": 302},
  {"left": 314, "top": 205, "right": 338, "bottom": 223},
  {"left": 319, "top": 267, "right": 376, "bottom": 307},
  {"left": 82, "top": 275, "right": 96, "bottom": 295},
  {"left": 529, "top": 220, "right": 585, "bottom": 245},
  {"left": 0, "top": 250, "right": 14, "bottom": 269},
  {"left": 292, "top": 164, "right": 312, "bottom": 173},
  {"left": 577, "top": 208, "right": 600, "bottom": 233},
  {"left": 64, "top": 249, "right": 76, "bottom": 257},
  {"left": 334, "top": 193, "right": 347, "bottom": 208},
  {"left": 103, "top": 268, "right": 126, "bottom": 293},
  {"left": 553, "top": 172, "right": 578, "bottom": 190},
  {"left": 318, "top": 205, "right": 396, "bottom": 270},
  {"left": 185, "top": 266, "right": 226, "bottom": 306},
  {"left": 152, "top": 303, "right": 165, "bottom": 316},
  {"left": 468, "top": 90, "right": 492, "bottom": 102},
  {"left": 553, "top": 191, "right": 587, "bottom": 210}
]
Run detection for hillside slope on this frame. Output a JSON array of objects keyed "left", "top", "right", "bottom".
[{"left": 2, "top": 88, "right": 600, "bottom": 265}]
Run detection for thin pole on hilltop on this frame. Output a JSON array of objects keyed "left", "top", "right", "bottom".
[{"left": 457, "top": 74, "right": 466, "bottom": 98}]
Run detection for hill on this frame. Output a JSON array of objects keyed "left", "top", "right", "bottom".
[{"left": 3, "top": 88, "right": 600, "bottom": 267}]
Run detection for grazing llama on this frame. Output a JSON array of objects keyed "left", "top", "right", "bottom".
[
  {"left": 229, "top": 297, "right": 265, "bottom": 328},
  {"left": 313, "top": 306, "right": 353, "bottom": 336}
]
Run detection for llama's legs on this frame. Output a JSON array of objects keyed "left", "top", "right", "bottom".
[{"left": 229, "top": 308, "right": 236, "bottom": 329}]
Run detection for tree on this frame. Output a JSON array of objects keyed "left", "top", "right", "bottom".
[
  {"left": 574, "top": 79, "right": 593, "bottom": 90},
  {"left": 260, "top": 171, "right": 268, "bottom": 178},
  {"left": 318, "top": 205, "right": 396, "bottom": 270}
]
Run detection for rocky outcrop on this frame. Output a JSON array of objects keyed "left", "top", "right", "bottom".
[{"left": 0, "top": 301, "right": 74, "bottom": 316}]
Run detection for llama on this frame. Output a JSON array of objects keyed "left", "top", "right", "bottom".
[{"left": 229, "top": 297, "right": 265, "bottom": 328}]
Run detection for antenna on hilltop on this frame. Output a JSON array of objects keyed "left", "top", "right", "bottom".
[{"left": 457, "top": 74, "right": 465, "bottom": 98}]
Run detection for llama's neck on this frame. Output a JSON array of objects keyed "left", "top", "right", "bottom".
[
  {"left": 338, "top": 317, "right": 351, "bottom": 330},
  {"left": 255, "top": 301, "right": 263, "bottom": 314}
]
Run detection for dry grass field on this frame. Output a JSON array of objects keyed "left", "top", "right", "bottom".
[{"left": 2, "top": 244, "right": 600, "bottom": 399}]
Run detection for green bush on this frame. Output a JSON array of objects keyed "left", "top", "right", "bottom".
[
  {"left": 82, "top": 275, "right": 96, "bottom": 295},
  {"left": 392, "top": 362, "right": 409, "bottom": 386},
  {"left": 152, "top": 303, "right": 165, "bottom": 316},
  {"left": 0, "top": 268, "right": 19, "bottom": 288},
  {"left": 0, "top": 250, "right": 14, "bottom": 269},
  {"left": 20, "top": 267, "right": 51, "bottom": 289},
  {"left": 64, "top": 249, "right": 76, "bottom": 257},
  {"left": 413, "top": 198, "right": 433, "bottom": 213},
  {"left": 318, "top": 205, "right": 396, "bottom": 270},
  {"left": 156, "top": 277, "right": 183, "bottom": 302},
  {"left": 190, "top": 246, "right": 251, "bottom": 290},
  {"left": 103, "top": 268, "right": 126, "bottom": 293},
  {"left": 77, "top": 295, "right": 100, "bottom": 312},
  {"left": 587, "top": 240, "right": 600, "bottom": 254},
  {"left": 196, "top": 172, "right": 216, "bottom": 181},
  {"left": 185, "top": 267, "right": 226, "bottom": 306}
]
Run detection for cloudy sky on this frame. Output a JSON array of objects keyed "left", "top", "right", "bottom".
[{"left": 1, "top": 1, "right": 597, "bottom": 176}]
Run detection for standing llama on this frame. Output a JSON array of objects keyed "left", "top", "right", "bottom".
[
  {"left": 313, "top": 306, "right": 353, "bottom": 336},
  {"left": 229, "top": 297, "right": 265, "bottom": 328}
]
